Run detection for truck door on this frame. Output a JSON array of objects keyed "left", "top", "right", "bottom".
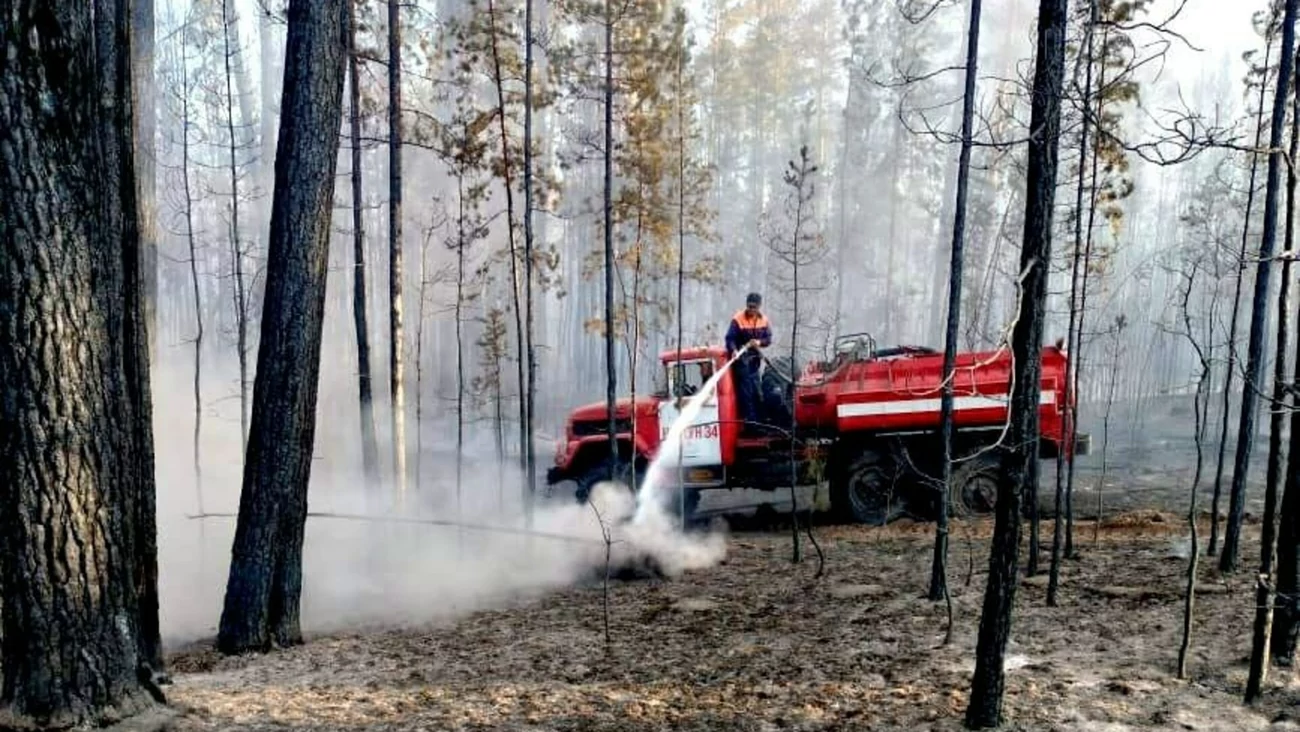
[{"left": 657, "top": 359, "right": 723, "bottom": 473}]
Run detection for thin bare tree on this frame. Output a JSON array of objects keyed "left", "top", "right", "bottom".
[
  {"left": 966, "top": 0, "right": 1068, "bottom": 726},
  {"left": 931, "top": 0, "right": 982, "bottom": 606},
  {"left": 389, "top": 0, "right": 408, "bottom": 501},
  {"left": 1246, "top": 37, "right": 1300, "bottom": 702},
  {"left": 1174, "top": 260, "right": 1213, "bottom": 681},
  {"left": 1211, "top": 6, "right": 1279, "bottom": 557},
  {"left": 347, "top": 0, "right": 381, "bottom": 484},
  {"left": 1223, "top": 0, "right": 1299, "bottom": 575}
]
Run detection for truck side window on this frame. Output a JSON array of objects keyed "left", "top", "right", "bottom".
[{"left": 670, "top": 361, "right": 709, "bottom": 398}]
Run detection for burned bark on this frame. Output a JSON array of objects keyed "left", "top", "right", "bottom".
[
  {"left": 389, "top": 0, "right": 408, "bottom": 500},
  {"left": 0, "top": 0, "right": 162, "bottom": 724},
  {"left": 604, "top": 0, "right": 618, "bottom": 466},
  {"left": 524, "top": 0, "right": 539, "bottom": 519},
  {"left": 223, "top": 0, "right": 253, "bottom": 448},
  {"left": 348, "top": 0, "right": 381, "bottom": 483},
  {"left": 485, "top": 0, "right": 530, "bottom": 483},
  {"left": 218, "top": 0, "right": 348, "bottom": 654},
  {"left": 1246, "top": 35, "right": 1300, "bottom": 700},
  {"left": 1211, "top": 18, "right": 1275, "bottom": 557},
  {"left": 965, "top": 0, "right": 1068, "bottom": 726},
  {"left": 931, "top": 0, "right": 982, "bottom": 605},
  {"left": 134, "top": 0, "right": 159, "bottom": 361},
  {"left": 1223, "top": 0, "right": 1300, "bottom": 575}
]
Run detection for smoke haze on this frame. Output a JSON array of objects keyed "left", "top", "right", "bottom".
[{"left": 151, "top": 353, "right": 726, "bottom": 646}]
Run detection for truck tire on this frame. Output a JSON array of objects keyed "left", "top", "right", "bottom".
[
  {"left": 951, "top": 454, "right": 1001, "bottom": 516},
  {"left": 574, "top": 455, "right": 641, "bottom": 504},
  {"left": 948, "top": 453, "right": 1033, "bottom": 519},
  {"left": 666, "top": 487, "right": 702, "bottom": 525},
  {"left": 831, "top": 447, "right": 906, "bottom": 525}
]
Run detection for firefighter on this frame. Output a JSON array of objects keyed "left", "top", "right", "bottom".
[{"left": 725, "top": 292, "right": 771, "bottom": 434}]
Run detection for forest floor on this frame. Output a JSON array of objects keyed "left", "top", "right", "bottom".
[{"left": 155, "top": 509, "right": 1300, "bottom": 732}]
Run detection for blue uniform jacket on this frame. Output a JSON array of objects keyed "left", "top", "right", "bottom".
[{"left": 726, "top": 309, "right": 771, "bottom": 362}]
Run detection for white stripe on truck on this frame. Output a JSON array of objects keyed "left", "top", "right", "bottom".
[{"left": 836, "top": 390, "right": 1056, "bottom": 419}]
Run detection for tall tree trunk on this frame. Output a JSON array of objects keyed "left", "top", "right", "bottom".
[
  {"left": 676, "top": 43, "right": 687, "bottom": 527},
  {"left": 524, "top": 0, "right": 538, "bottom": 519},
  {"left": 416, "top": 238, "right": 430, "bottom": 493},
  {"left": 389, "top": 0, "right": 408, "bottom": 501},
  {"left": 129, "top": 0, "right": 164, "bottom": 674},
  {"left": 1275, "top": 73, "right": 1300, "bottom": 659},
  {"left": 348, "top": 0, "right": 381, "bottom": 484},
  {"left": 930, "top": 0, "right": 981, "bottom": 605},
  {"left": 259, "top": 7, "right": 280, "bottom": 209},
  {"left": 224, "top": 0, "right": 252, "bottom": 448},
  {"left": 604, "top": 0, "right": 617, "bottom": 465},
  {"left": 217, "top": 0, "right": 347, "bottom": 654},
  {"left": 1061, "top": 0, "right": 1098, "bottom": 563},
  {"left": 1274, "top": 248, "right": 1300, "bottom": 665},
  {"left": 1212, "top": 20, "right": 1276, "bottom": 557},
  {"left": 1177, "top": 266, "right": 1212, "bottom": 680},
  {"left": 1223, "top": 0, "right": 1299, "bottom": 574},
  {"left": 456, "top": 181, "right": 467, "bottom": 521},
  {"left": 964, "top": 0, "right": 1067, "bottom": 726},
  {"left": 1246, "top": 43, "right": 1300, "bottom": 700},
  {"left": 134, "top": 0, "right": 158, "bottom": 361},
  {"left": 1, "top": 0, "right": 163, "bottom": 722},
  {"left": 180, "top": 35, "right": 205, "bottom": 518},
  {"left": 485, "top": 0, "right": 529, "bottom": 483},
  {"left": 787, "top": 150, "right": 808, "bottom": 566}
]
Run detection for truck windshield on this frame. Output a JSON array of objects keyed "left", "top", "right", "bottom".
[{"left": 667, "top": 360, "right": 715, "bottom": 402}]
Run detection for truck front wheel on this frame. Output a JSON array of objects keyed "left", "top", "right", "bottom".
[
  {"left": 574, "top": 456, "right": 641, "bottom": 504},
  {"left": 832, "top": 448, "right": 906, "bottom": 525}
]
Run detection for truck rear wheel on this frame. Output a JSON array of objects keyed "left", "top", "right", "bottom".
[
  {"left": 951, "top": 454, "right": 1001, "bottom": 516},
  {"left": 832, "top": 448, "right": 906, "bottom": 525}
]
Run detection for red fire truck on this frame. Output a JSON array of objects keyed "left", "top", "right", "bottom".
[{"left": 545, "top": 333, "right": 1089, "bottom": 524}]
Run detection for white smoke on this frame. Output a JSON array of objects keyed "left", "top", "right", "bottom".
[{"left": 153, "top": 357, "right": 729, "bottom": 645}]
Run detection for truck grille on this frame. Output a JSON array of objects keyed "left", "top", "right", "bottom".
[{"left": 572, "top": 417, "right": 633, "bottom": 437}]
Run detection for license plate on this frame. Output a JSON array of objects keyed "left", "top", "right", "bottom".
[{"left": 689, "top": 468, "right": 717, "bottom": 482}]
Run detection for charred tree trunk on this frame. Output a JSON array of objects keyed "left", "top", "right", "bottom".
[
  {"left": 1212, "top": 22, "right": 1276, "bottom": 557},
  {"left": 524, "top": 0, "right": 538, "bottom": 519},
  {"left": 1275, "top": 93, "right": 1300, "bottom": 660},
  {"left": 1274, "top": 257, "right": 1300, "bottom": 665},
  {"left": 389, "top": 0, "right": 408, "bottom": 501},
  {"left": 134, "top": 0, "right": 158, "bottom": 361},
  {"left": 455, "top": 182, "right": 467, "bottom": 518},
  {"left": 1246, "top": 41, "right": 1300, "bottom": 701},
  {"left": 965, "top": 0, "right": 1067, "bottom": 726},
  {"left": 223, "top": 0, "right": 252, "bottom": 449},
  {"left": 1, "top": 0, "right": 163, "bottom": 723},
  {"left": 485, "top": 0, "right": 530, "bottom": 482},
  {"left": 1060, "top": 0, "right": 1097, "bottom": 563},
  {"left": 347, "top": 0, "right": 381, "bottom": 484},
  {"left": 603, "top": 0, "right": 617, "bottom": 466},
  {"left": 128, "top": 0, "right": 163, "bottom": 675},
  {"left": 931, "top": 0, "right": 982, "bottom": 605},
  {"left": 1224, "top": 0, "right": 1299, "bottom": 574},
  {"left": 217, "top": 0, "right": 347, "bottom": 654}
]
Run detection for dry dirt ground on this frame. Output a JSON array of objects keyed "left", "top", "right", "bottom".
[{"left": 161, "top": 513, "right": 1300, "bottom": 731}]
